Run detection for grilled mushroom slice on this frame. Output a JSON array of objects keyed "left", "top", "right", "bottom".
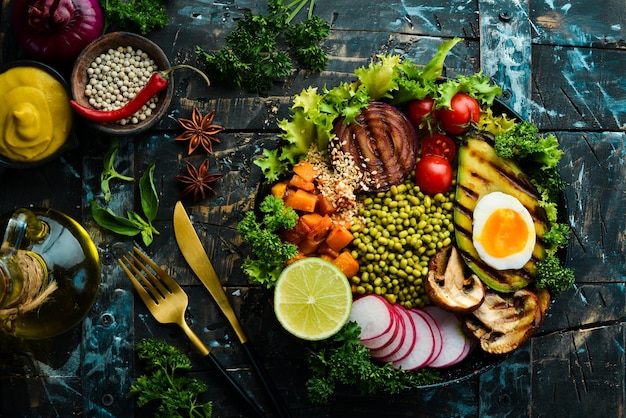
[
  {"left": 464, "top": 289, "right": 542, "bottom": 355},
  {"left": 331, "top": 101, "right": 416, "bottom": 192},
  {"left": 425, "top": 245, "right": 486, "bottom": 312},
  {"left": 536, "top": 288, "right": 551, "bottom": 326}
]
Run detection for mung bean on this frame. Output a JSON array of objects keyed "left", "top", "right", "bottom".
[{"left": 350, "top": 174, "right": 456, "bottom": 308}]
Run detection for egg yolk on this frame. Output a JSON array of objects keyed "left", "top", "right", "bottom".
[{"left": 479, "top": 208, "right": 529, "bottom": 258}]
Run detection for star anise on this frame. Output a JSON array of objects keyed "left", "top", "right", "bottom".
[
  {"left": 175, "top": 159, "right": 223, "bottom": 201},
  {"left": 176, "top": 106, "right": 224, "bottom": 155}
]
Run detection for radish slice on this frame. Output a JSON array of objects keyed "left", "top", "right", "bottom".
[
  {"left": 361, "top": 309, "right": 399, "bottom": 350},
  {"left": 415, "top": 308, "right": 443, "bottom": 365},
  {"left": 370, "top": 304, "right": 411, "bottom": 361},
  {"left": 422, "top": 306, "right": 471, "bottom": 368},
  {"left": 349, "top": 294, "right": 395, "bottom": 341},
  {"left": 392, "top": 309, "right": 435, "bottom": 370},
  {"left": 446, "top": 339, "right": 477, "bottom": 367}
]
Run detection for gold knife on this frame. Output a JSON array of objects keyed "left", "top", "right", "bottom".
[
  {"left": 173, "top": 201, "right": 247, "bottom": 342},
  {"left": 173, "top": 201, "right": 292, "bottom": 418}
]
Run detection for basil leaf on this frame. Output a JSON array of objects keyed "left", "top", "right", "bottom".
[
  {"left": 90, "top": 200, "right": 142, "bottom": 236},
  {"left": 140, "top": 229, "right": 154, "bottom": 247},
  {"left": 139, "top": 161, "right": 158, "bottom": 222},
  {"left": 127, "top": 211, "right": 149, "bottom": 228},
  {"left": 127, "top": 211, "right": 160, "bottom": 246},
  {"left": 101, "top": 139, "right": 134, "bottom": 202}
]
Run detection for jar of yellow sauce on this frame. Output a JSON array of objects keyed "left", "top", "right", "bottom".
[{"left": 0, "top": 62, "right": 73, "bottom": 163}]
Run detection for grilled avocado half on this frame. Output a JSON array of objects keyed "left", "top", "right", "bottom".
[{"left": 454, "top": 133, "right": 549, "bottom": 292}]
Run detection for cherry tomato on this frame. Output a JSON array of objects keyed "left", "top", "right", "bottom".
[
  {"left": 414, "top": 155, "right": 453, "bottom": 195},
  {"left": 439, "top": 93, "right": 480, "bottom": 135},
  {"left": 421, "top": 133, "right": 457, "bottom": 162},
  {"left": 406, "top": 98, "right": 438, "bottom": 127}
]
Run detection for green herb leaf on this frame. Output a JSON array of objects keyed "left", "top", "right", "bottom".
[
  {"left": 305, "top": 322, "right": 440, "bottom": 404},
  {"left": 140, "top": 161, "right": 159, "bottom": 222},
  {"left": 196, "top": 0, "right": 329, "bottom": 92},
  {"left": 102, "top": 0, "right": 168, "bottom": 34},
  {"left": 131, "top": 339, "right": 212, "bottom": 418},
  {"left": 90, "top": 200, "right": 142, "bottom": 236},
  {"left": 354, "top": 54, "right": 402, "bottom": 101},
  {"left": 101, "top": 139, "right": 134, "bottom": 202},
  {"left": 238, "top": 195, "right": 298, "bottom": 287},
  {"left": 91, "top": 161, "right": 160, "bottom": 246}
]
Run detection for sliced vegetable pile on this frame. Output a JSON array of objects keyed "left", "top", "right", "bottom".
[{"left": 239, "top": 37, "right": 574, "bottom": 401}]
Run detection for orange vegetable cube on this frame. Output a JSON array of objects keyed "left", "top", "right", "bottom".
[
  {"left": 288, "top": 174, "right": 316, "bottom": 192},
  {"left": 307, "top": 214, "right": 333, "bottom": 241},
  {"left": 316, "top": 194, "right": 337, "bottom": 216},
  {"left": 298, "top": 237, "right": 325, "bottom": 255},
  {"left": 293, "top": 160, "right": 317, "bottom": 183},
  {"left": 281, "top": 228, "right": 304, "bottom": 245},
  {"left": 271, "top": 181, "right": 288, "bottom": 199},
  {"left": 299, "top": 213, "right": 323, "bottom": 230},
  {"left": 318, "top": 242, "right": 340, "bottom": 259},
  {"left": 332, "top": 251, "right": 360, "bottom": 278},
  {"left": 284, "top": 189, "right": 317, "bottom": 212},
  {"left": 325, "top": 224, "right": 354, "bottom": 252}
]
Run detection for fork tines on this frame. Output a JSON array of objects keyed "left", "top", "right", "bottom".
[{"left": 119, "top": 247, "right": 176, "bottom": 304}]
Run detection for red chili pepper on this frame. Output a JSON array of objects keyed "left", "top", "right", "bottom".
[
  {"left": 70, "top": 71, "right": 170, "bottom": 124},
  {"left": 69, "top": 64, "right": 211, "bottom": 124}
]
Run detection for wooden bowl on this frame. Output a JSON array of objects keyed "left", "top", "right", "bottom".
[
  {"left": 0, "top": 60, "right": 77, "bottom": 173},
  {"left": 70, "top": 32, "right": 173, "bottom": 136}
]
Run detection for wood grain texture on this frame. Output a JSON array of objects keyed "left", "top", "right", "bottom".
[
  {"left": 558, "top": 131, "right": 626, "bottom": 281},
  {"left": 530, "top": 0, "right": 626, "bottom": 48},
  {"left": 478, "top": 0, "right": 532, "bottom": 119},
  {"left": 479, "top": 345, "right": 532, "bottom": 417},
  {"left": 531, "top": 325, "right": 626, "bottom": 418},
  {"left": 1, "top": 0, "right": 625, "bottom": 416},
  {"left": 531, "top": 47, "right": 626, "bottom": 130}
]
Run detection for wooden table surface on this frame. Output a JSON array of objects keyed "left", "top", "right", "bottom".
[{"left": 1, "top": 0, "right": 625, "bottom": 417}]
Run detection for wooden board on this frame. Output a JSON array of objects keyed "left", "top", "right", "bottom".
[{"left": 0, "top": 0, "right": 625, "bottom": 416}]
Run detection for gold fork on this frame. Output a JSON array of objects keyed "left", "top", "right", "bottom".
[{"left": 118, "top": 247, "right": 266, "bottom": 418}]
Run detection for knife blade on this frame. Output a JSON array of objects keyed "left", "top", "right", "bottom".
[
  {"left": 173, "top": 201, "right": 292, "bottom": 418},
  {"left": 173, "top": 201, "right": 248, "bottom": 342}
]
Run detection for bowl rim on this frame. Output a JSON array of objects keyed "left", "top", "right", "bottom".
[
  {"left": 0, "top": 60, "right": 78, "bottom": 171},
  {"left": 70, "top": 31, "right": 174, "bottom": 136}
]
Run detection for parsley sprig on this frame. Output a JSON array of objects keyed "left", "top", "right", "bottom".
[
  {"left": 130, "top": 339, "right": 212, "bottom": 418},
  {"left": 102, "top": 0, "right": 168, "bottom": 34},
  {"left": 305, "top": 322, "right": 440, "bottom": 404},
  {"left": 196, "top": 0, "right": 330, "bottom": 92},
  {"left": 237, "top": 195, "right": 298, "bottom": 287}
]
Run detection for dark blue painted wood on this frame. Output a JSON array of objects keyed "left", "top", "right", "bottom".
[
  {"left": 1, "top": 0, "right": 625, "bottom": 416},
  {"left": 478, "top": 0, "right": 532, "bottom": 120},
  {"left": 530, "top": 0, "right": 626, "bottom": 49}
]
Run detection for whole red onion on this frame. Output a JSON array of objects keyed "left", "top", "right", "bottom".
[{"left": 11, "top": 0, "right": 104, "bottom": 63}]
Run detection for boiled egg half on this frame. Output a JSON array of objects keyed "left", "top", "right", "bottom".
[{"left": 472, "top": 191, "right": 536, "bottom": 270}]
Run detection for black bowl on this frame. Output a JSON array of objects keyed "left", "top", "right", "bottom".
[{"left": 252, "top": 96, "right": 564, "bottom": 389}]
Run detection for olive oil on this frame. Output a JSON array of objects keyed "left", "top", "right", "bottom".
[{"left": 0, "top": 208, "right": 100, "bottom": 339}]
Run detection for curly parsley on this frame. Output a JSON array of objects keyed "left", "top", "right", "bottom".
[
  {"left": 102, "top": 0, "right": 169, "bottom": 34},
  {"left": 237, "top": 195, "right": 299, "bottom": 287},
  {"left": 196, "top": 0, "right": 330, "bottom": 92},
  {"left": 130, "top": 339, "right": 213, "bottom": 418},
  {"left": 305, "top": 322, "right": 440, "bottom": 404}
]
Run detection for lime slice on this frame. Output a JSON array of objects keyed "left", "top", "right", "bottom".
[{"left": 274, "top": 257, "right": 353, "bottom": 341}]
